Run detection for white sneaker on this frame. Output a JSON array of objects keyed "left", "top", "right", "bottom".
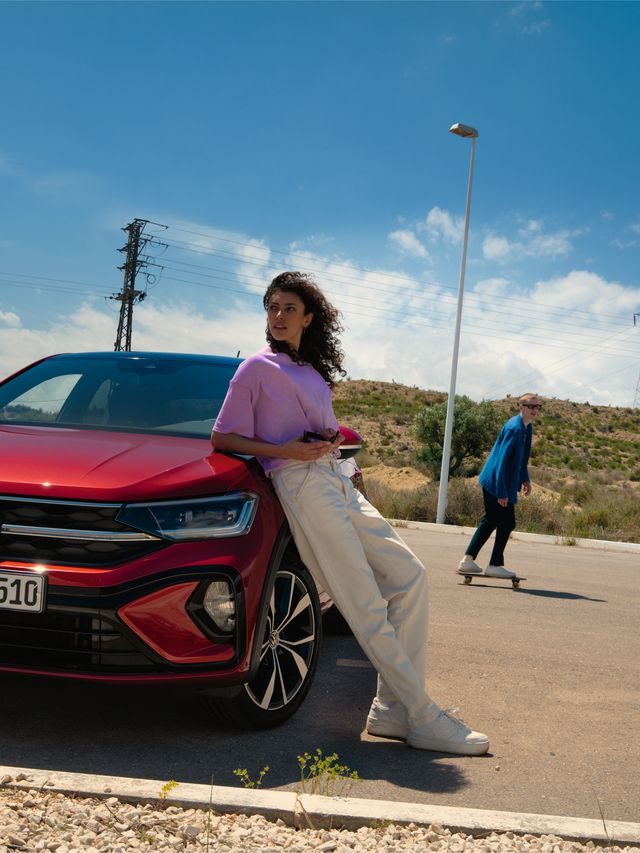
[
  {"left": 407, "top": 708, "right": 489, "bottom": 756},
  {"left": 484, "top": 565, "right": 516, "bottom": 578},
  {"left": 457, "top": 555, "right": 482, "bottom": 575},
  {"left": 366, "top": 699, "right": 408, "bottom": 740}
]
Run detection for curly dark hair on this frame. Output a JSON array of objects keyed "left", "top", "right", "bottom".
[{"left": 263, "top": 271, "right": 346, "bottom": 387}]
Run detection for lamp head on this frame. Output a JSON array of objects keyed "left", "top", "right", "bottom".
[{"left": 449, "top": 123, "right": 479, "bottom": 139}]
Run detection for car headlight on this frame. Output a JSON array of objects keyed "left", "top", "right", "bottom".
[{"left": 116, "top": 492, "right": 258, "bottom": 541}]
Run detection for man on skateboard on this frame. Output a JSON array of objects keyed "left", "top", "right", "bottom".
[{"left": 457, "top": 393, "right": 541, "bottom": 579}]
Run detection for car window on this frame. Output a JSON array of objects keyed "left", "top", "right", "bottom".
[
  {"left": 0, "top": 356, "right": 238, "bottom": 438},
  {"left": 0, "top": 374, "right": 82, "bottom": 422}
]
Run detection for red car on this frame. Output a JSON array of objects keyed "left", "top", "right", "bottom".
[{"left": 0, "top": 352, "right": 361, "bottom": 728}]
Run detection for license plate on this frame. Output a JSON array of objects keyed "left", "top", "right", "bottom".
[{"left": 0, "top": 571, "right": 46, "bottom": 614}]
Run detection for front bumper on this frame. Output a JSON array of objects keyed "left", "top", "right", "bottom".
[{"left": 0, "top": 565, "right": 251, "bottom": 685}]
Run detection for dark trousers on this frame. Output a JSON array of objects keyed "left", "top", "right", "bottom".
[{"left": 466, "top": 488, "right": 516, "bottom": 567}]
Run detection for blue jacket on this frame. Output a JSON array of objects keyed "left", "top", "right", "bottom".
[{"left": 478, "top": 414, "right": 532, "bottom": 504}]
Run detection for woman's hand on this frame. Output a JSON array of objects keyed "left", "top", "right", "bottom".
[
  {"left": 212, "top": 429, "right": 344, "bottom": 462},
  {"left": 321, "top": 428, "right": 345, "bottom": 448},
  {"left": 280, "top": 437, "right": 336, "bottom": 461}
]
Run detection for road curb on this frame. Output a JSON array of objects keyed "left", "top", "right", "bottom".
[
  {"left": 388, "top": 519, "right": 640, "bottom": 554},
  {"left": 0, "top": 766, "right": 296, "bottom": 824},
  {"left": 2, "top": 766, "right": 639, "bottom": 847}
]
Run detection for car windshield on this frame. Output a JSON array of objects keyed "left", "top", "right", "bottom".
[{"left": 0, "top": 355, "right": 239, "bottom": 438}]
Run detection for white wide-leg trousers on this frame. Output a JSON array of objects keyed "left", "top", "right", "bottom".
[{"left": 271, "top": 457, "right": 436, "bottom": 728}]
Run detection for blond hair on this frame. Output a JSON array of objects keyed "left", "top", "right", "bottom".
[{"left": 518, "top": 392, "right": 539, "bottom": 405}]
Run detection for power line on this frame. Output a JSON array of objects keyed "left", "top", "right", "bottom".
[
  {"left": 0, "top": 278, "right": 111, "bottom": 298},
  {"left": 140, "top": 245, "right": 640, "bottom": 356},
  {"left": 157, "top": 271, "right": 640, "bottom": 359},
  {"left": 484, "top": 325, "right": 639, "bottom": 399},
  {"left": 153, "top": 224, "right": 634, "bottom": 324},
  {"left": 0, "top": 270, "right": 112, "bottom": 290},
  {"left": 150, "top": 252, "right": 634, "bottom": 344}
]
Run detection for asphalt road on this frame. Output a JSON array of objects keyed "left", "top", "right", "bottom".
[{"left": 0, "top": 528, "right": 638, "bottom": 823}]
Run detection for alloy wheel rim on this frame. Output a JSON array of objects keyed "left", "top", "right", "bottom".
[{"left": 245, "top": 569, "right": 317, "bottom": 711}]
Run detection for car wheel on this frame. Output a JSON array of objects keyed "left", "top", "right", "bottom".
[{"left": 201, "top": 558, "right": 321, "bottom": 729}]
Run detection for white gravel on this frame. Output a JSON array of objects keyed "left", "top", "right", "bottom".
[{"left": 0, "top": 787, "right": 635, "bottom": 853}]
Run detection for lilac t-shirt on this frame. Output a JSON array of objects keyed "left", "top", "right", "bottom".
[{"left": 213, "top": 347, "right": 340, "bottom": 474}]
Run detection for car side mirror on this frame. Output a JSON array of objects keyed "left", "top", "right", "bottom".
[{"left": 337, "top": 426, "right": 363, "bottom": 460}]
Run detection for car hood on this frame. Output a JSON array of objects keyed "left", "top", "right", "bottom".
[{"left": 0, "top": 425, "right": 251, "bottom": 502}]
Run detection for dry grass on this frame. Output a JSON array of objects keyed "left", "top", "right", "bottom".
[
  {"left": 336, "top": 378, "right": 640, "bottom": 542},
  {"left": 362, "top": 465, "right": 640, "bottom": 543}
]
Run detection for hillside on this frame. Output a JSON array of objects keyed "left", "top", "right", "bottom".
[
  {"left": 333, "top": 379, "right": 640, "bottom": 543},
  {"left": 333, "top": 379, "right": 640, "bottom": 477}
]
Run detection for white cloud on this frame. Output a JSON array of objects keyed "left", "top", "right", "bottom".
[
  {"left": 453, "top": 270, "right": 640, "bottom": 405},
  {"left": 527, "top": 229, "right": 574, "bottom": 257},
  {"left": 482, "top": 235, "right": 512, "bottom": 261},
  {"left": 1, "top": 238, "right": 638, "bottom": 409},
  {"left": 483, "top": 221, "right": 580, "bottom": 262},
  {"left": 388, "top": 229, "right": 430, "bottom": 259},
  {"left": 289, "top": 234, "right": 335, "bottom": 253},
  {"left": 133, "top": 301, "right": 265, "bottom": 359},
  {"left": 0, "top": 310, "right": 21, "bottom": 328},
  {"left": 611, "top": 221, "right": 640, "bottom": 249},
  {"left": 0, "top": 305, "right": 114, "bottom": 380},
  {"left": 142, "top": 217, "right": 272, "bottom": 300},
  {"left": 422, "top": 206, "right": 464, "bottom": 245},
  {"left": 473, "top": 277, "right": 511, "bottom": 297},
  {"left": 510, "top": 1, "right": 543, "bottom": 16},
  {"left": 336, "top": 269, "right": 640, "bottom": 407},
  {"left": 530, "top": 269, "right": 638, "bottom": 315},
  {"left": 611, "top": 238, "right": 638, "bottom": 250},
  {"left": 0, "top": 299, "right": 266, "bottom": 382}
]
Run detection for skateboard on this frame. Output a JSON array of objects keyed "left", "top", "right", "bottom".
[{"left": 460, "top": 573, "right": 526, "bottom": 589}]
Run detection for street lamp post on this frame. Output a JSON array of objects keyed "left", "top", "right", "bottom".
[{"left": 436, "top": 122, "right": 479, "bottom": 524}]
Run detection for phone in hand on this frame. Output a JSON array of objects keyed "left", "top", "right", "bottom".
[{"left": 302, "top": 429, "right": 340, "bottom": 443}]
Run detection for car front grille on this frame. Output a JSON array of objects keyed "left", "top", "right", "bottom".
[
  {"left": 0, "top": 496, "right": 164, "bottom": 567},
  {"left": 0, "top": 606, "right": 158, "bottom": 673}
]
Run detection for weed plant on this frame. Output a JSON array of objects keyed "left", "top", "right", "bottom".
[
  {"left": 297, "top": 749, "right": 360, "bottom": 798},
  {"left": 233, "top": 766, "right": 269, "bottom": 789}
]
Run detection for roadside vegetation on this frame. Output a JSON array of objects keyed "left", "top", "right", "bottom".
[{"left": 333, "top": 379, "right": 640, "bottom": 543}]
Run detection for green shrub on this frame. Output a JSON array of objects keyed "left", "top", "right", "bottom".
[{"left": 415, "top": 396, "right": 500, "bottom": 479}]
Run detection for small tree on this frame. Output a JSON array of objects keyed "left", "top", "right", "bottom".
[{"left": 415, "top": 395, "right": 500, "bottom": 479}]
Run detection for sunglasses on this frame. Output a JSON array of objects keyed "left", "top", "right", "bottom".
[
  {"left": 522, "top": 404, "right": 542, "bottom": 410},
  {"left": 302, "top": 429, "right": 340, "bottom": 443}
]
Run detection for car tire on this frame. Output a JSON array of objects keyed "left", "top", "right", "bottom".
[{"left": 201, "top": 557, "right": 321, "bottom": 729}]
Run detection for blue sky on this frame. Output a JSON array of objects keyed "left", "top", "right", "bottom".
[{"left": 1, "top": 0, "right": 639, "bottom": 406}]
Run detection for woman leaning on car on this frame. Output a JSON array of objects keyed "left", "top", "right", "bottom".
[{"left": 212, "top": 271, "right": 489, "bottom": 756}]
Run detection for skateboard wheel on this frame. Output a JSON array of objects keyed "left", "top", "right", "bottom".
[
  {"left": 512, "top": 580, "right": 520, "bottom": 589},
  {"left": 463, "top": 576, "right": 472, "bottom": 585}
]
